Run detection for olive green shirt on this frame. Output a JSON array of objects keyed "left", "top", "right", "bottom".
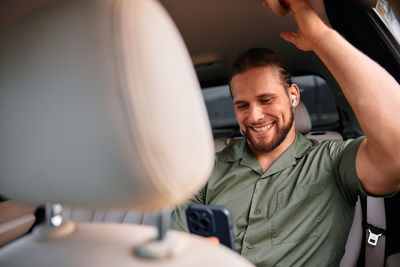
[{"left": 172, "top": 132, "right": 367, "bottom": 267}]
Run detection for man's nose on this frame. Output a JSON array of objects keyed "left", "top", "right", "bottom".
[{"left": 248, "top": 104, "right": 264, "bottom": 123}]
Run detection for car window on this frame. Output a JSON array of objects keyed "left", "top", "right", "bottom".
[
  {"left": 374, "top": 0, "right": 400, "bottom": 45},
  {"left": 202, "top": 85, "right": 236, "bottom": 129},
  {"left": 292, "top": 75, "right": 339, "bottom": 127},
  {"left": 202, "top": 75, "right": 339, "bottom": 133}
]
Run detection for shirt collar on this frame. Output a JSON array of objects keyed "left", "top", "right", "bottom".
[{"left": 218, "top": 132, "right": 315, "bottom": 176}]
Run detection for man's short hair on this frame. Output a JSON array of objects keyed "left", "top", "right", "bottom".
[{"left": 228, "top": 48, "right": 292, "bottom": 94}]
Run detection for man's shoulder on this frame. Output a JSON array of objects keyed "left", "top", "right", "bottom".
[
  {"left": 303, "top": 135, "right": 365, "bottom": 163},
  {"left": 213, "top": 133, "right": 364, "bottom": 164}
]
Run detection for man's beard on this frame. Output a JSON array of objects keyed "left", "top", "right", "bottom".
[{"left": 243, "top": 109, "right": 294, "bottom": 154}]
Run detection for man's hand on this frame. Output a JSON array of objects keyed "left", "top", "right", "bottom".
[
  {"left": 204, "top": 236, "right": 221, "bottom": 245},
  {"left": 261, "top": 0, "right": 331, "bottom": 52}
]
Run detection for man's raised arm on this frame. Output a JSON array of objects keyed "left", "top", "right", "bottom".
[{"left": 262, "top": 0, "right": 400, "bottom": 195}]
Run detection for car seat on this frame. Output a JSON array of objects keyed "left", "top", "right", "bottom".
[
  {"left": 0, "top": 201, "right": 36, "bottom": 246},
  {"left": 0, "top": 0, "right": 253, "bottom": 266},
  {"left": 294, "top": 100, "right": 343, "bottom": 141}
]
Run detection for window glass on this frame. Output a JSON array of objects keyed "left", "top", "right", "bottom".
[
  {"left": 202, "top": 85, "right": 236, "bottom": 128},
  {"left": 292, "top": 75, "right": 339, "bottom": 126},
  {"left": 201, "top": 75, "right": 339, "bottom": 130},
  {"left": 374, "top": 0, "right": 400, "bottom": 45}
]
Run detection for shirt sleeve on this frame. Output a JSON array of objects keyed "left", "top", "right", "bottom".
[
  {"left": 330, "top": 136, "right": 398, "bottom": 204},
  {"left": 330, "top": 136, "right": 366, "bottom": 204},
  {"left": 171, "top": 184, "right": 207, "bottom": 232}
]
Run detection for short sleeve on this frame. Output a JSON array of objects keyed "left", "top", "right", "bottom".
[
  {"left": 331, "top": 137, "right": 365, "bottom": 204},
  {"left": 330, "top": 136, "right": 398, "bottom": 203}
]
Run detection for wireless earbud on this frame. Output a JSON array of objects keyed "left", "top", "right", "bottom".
[{"left": 291, "top": 95, "right": 297, "bottom": 106}]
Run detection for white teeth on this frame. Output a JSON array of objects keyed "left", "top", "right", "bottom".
[{"left": 253, "top": 123, "right": 273, "bottom": 132}]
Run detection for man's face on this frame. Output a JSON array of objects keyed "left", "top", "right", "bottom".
[{"left": 230, "top": 66, "right": 296, "bottom": 153}]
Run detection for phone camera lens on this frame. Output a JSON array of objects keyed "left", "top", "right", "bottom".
[
  {"left": 191, "top": 223, "right": 200, "bottom": 231},
  {"left": 200, "top": 218, "right": 209, "bottom": 227},
  {"left": 189, "top": 212, "right": 198, "bottom": 221}
]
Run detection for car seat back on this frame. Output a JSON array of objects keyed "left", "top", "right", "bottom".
[
  {"left": 0, "top": 0, "right": 253, "bottom": 266},
  {"left": 0, "top": 0, "right": 214, "bottom": 211}
]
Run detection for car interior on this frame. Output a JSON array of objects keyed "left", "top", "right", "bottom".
[{"left": 0, "top": 0, "right": 399, "bottom": 266}]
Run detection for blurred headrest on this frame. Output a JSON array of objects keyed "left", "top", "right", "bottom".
[
  {"left": 0, "top": 0, "right": 214, "bottom": 210},
  {"left": 294, "top": 101, "right": 312, "bottom": 134}
]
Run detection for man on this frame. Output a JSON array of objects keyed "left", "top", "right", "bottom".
[{"left": 172, "top": 0, "right": 400, "bottom": 266}]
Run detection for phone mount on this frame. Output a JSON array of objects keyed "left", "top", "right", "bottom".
[
  {"left": 135, "top": 209, "right": 186, "bottom": 259},
  {"left": 264, "top": 0, "right": 290, "bottom": 16}
]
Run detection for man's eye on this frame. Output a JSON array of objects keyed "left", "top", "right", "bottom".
[
  {"left": 237, "top": 104, "right": 248, "bottom": 109},
  {"left": 261, "top": 99, "right": 271, "bottom": 103}
]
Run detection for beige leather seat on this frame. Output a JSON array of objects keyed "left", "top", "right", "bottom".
[
  {"left": 0, "top": 0, "right": 253, "bottom": 266},
  {"left": 61, "top": 206, "right": 172, "bottom": 226},
  {"left": 294, "top": 101, "right": 343, "bottom": 141},
  {"left": 0, "top": 201, "right": 36, "bottom": 246}
]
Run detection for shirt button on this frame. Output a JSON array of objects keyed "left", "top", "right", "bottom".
[
  {"left": 247, "top": 244, "right": 254, "bottom": 249},
  {"left": 254, "top": 209, "right": 261, "bottom": 215}
]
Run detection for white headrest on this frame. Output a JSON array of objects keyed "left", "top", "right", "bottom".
[
  {"left": 294, "top": 101, "right": 312, "bottom": 134},
  {"left": 0, "top": 0, "right": 214, "bottom": 210}
]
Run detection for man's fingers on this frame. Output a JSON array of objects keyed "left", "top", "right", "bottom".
[
  {"left": 263, "top": 0, "right": 291, "bottom": 16},
  {"left": 261, "top": 1, "right": 272, "bottom": 10},
  {"left": 280, "top": 30, "right": 298, "bottom": 45},
  {"left": 204, "top": 236, "right": 220, "bottom": 245},
  {"left": 279, "top": 0, "right": 290, "bottom": 9}
]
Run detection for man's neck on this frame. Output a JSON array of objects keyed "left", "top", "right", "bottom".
[{"left": 251, "top": 128, "right": 297, "bottom": 172}]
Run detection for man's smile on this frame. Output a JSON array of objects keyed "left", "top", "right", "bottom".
[{"left": 248, "top": 122, "right": 275, "bottom": 134}]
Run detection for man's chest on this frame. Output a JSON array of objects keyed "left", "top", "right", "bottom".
[{"left": 204, "top": 160, "right": 343, "bottom": 249}]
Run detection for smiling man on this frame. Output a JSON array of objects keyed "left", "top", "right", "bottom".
[
  {"left": 230, "top": 50, "right": 299, "bottom": 171},
  {"left": 172, "top": 0, "right": 400, "bottom": 266}
]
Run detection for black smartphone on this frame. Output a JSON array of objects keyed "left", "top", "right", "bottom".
[{"left": 185, "top": 203, "right": 236, "bottom": 251}]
